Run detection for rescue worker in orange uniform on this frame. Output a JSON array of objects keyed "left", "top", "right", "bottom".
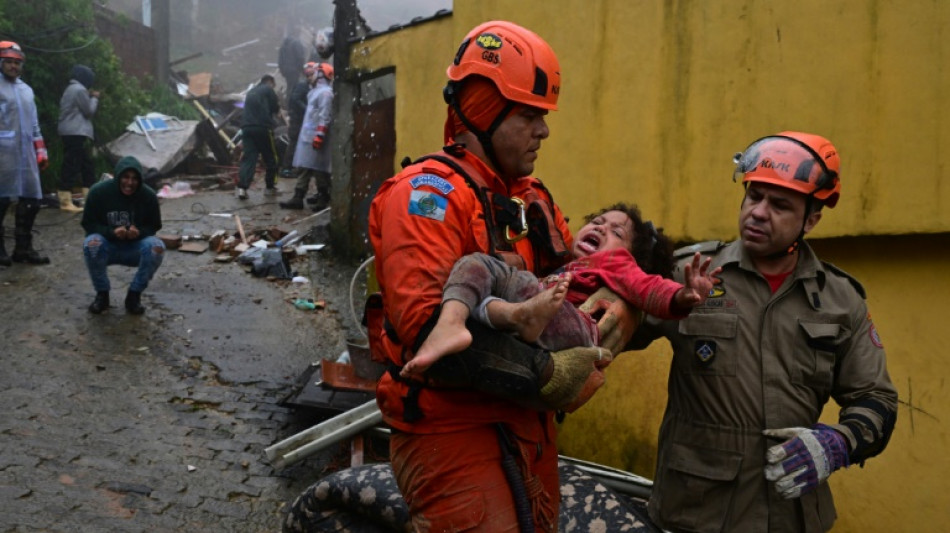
[{"left": 369, "top": 21, "right": 632, "bottom": 532}]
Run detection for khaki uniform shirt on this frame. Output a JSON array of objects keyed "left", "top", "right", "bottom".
[{"left": 633, "top": 240, "right": 897, "bottom": 533}]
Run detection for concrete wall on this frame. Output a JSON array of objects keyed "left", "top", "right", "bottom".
[{"left": 349, "top": 1, "right": 949, "bottom": 530}]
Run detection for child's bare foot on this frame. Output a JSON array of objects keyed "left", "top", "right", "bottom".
[
  {"left": 401, "top": 320, "right": 473, "bottom": 377},
  {"left": 507, "top": 273, "right": 571, "bottom": 343}
]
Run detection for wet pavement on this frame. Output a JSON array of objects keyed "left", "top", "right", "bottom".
[{"left": 0, "top": 177, "right": 369, "bottom": 532}]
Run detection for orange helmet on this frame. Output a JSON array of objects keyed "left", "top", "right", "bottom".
[
  {"left": 445, "top": 20, "right": 560, "bottom": 111},
  {"left": 733, "top": 131, "right": 841, "bottom": 207},
  {"left": 315, "top": 62, "right": 333, "bottom": 81},
  {"left": 302, "top": 61, "right": 317, "bottom": 76},
  {"left": 0, "top": 41, "right": 25, "bottom": 61}
]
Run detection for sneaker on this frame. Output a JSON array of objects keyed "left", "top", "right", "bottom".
[
  {"left": 264, "top": 187, "right": 279, "bottom": 197},
  {"left": 237, "top": 188, "right": 248, "bottom": 200},
  {"left": 279, "top": 168, "right": 293, "bottom": 178}
]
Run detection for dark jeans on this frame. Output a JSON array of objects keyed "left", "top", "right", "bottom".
[
  {"left": 60, "top": 135, "right": 96, "bottom": 191},
  {"left": 238, "top": 126, "right": 278, "bottom": 189}
]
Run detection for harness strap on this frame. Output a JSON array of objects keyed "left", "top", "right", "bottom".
[
  {"left": 412, "top": 147, "right": 568, "bottom": 276},
  {"left": 496, "top": 424, "right": 557, "bottom": 533}
]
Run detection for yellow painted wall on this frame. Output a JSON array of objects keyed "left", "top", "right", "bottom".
[
  {"left": 355, "top": 0, "right": 950, "bottom": 240},
  {"left": 559, "top": 234, "right": 950, "bottom": 532},
  {"left": 350, "top": 2, "right": 950, "bottom": 530}
]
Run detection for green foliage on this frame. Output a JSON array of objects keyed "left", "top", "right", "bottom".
[{"left": 0, "top": 0, "right": 195, "bottom": 190}]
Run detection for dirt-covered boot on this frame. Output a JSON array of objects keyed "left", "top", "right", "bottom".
[
  {"left": 125, "top": 290, "right": 145, "bottom": 315},
  {"left": 88, "top": 291, "right": 110, "bottom": 314},
  {"left": 279, "top": 189, "right": 306, "bottom": 209}
]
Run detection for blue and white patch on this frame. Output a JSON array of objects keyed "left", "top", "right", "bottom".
[
  {"left": 409, "top": 174, "right": 455, "bottom": 195},
  {"left": 695, "top": 340, "right": 717, "bottom": 363},
  {"left": 409, "top": 190, "right": 448, "bottom": 222}
]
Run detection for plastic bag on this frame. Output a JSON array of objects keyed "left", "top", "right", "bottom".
[
  {"left": 157, "top": 181, "right": 195, "bottom": 199},
  {"left": 251, "top": 248, "right": 291, "bottom": 279}
]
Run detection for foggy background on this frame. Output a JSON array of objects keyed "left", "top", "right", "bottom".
[{"left": 106, "top": 0, "right": 452, "bottom": 91}]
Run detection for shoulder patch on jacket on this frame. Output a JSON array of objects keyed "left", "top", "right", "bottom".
[
  {"left": 408, "top": 190, "right": 448, "bottom": 221},
  {"left": 409, "top": 174, "right": 455, "bottom": 195},
  {"left": 821, "top": 261, "right": 867, "bottom": 298},
  {"left": 674, "top": 240, "right": 725, "bottom": 259}
]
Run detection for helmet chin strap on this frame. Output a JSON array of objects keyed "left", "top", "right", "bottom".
[
  {"left": 447, "top": 87, "right": 515, "bottom": 175},
  {"left": 764, "top": 196, "right": 814, "bottom": 261}
]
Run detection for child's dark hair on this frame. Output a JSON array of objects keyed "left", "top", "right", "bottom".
[{"left": 583, "top": 202, "right": 675, "bottom": 279}]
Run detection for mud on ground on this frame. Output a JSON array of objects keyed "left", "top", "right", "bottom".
[{"left": 0, "top": 175, "right": 373, "bottom": 532}]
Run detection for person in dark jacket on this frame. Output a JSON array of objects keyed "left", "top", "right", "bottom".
[
  {"left": 57, "top": 64, "right": 99, "bottom": 213},
  {"left": 82, "top": 156, "right": 165, "bottom": 315},
  {"left": 279, "top": 65, "right": 311, "bottom": 177},
  {"left": 236, "top": 74, "right": 280, "bottom": 200},
  {"left": 278, "top": 35, "right": 306, "bottom": 89}
]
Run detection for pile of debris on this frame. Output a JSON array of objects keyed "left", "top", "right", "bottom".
[
  {"left": 158, "top": 215, "right": 324, "bottom": 278},
  {"left": 101, "top": 69, "right": 290, "bottom": 187}
]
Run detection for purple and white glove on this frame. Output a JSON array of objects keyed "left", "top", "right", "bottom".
[{"left": 763, "top": 424, "right": 850, "bottom": 499}]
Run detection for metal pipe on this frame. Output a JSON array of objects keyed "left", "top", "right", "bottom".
[{"left": 264, "top": 400, "right": 382, "bottom": 468}]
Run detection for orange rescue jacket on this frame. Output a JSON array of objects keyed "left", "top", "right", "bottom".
[{"left": 368, "top": 145, "right": 573, "bottom": 435}]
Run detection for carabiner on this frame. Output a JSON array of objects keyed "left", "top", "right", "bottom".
[{"left": 504, "top": 197, "right": 528, "bottom": 243}]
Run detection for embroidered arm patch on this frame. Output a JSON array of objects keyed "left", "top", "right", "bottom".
[
  {"left": 408, "top": 190, "right": 448, "bottom": 222},
  {"left": 409, "top": 174, "right": 455, "bottom": 195}
]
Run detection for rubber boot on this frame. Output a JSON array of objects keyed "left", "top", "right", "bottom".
[
  {"left": 279, "top": 189, "right": 305, "bottom": 209},
  {"left": 88, "top": 291, "right": 110, "bottom": 314},
  {"left": 12, "top": 201, "right": 50, "bottom": 265},
  {"left": 125, "top": 290, "right": 145, "bottom": 315},
  {"left": 58, "top": 190, "right": 83, "bottom": 213},
  {"left": 0, "top": 227, "right": 10, "bottom": 267},
  {"left": 308, "top": 188, "right": 330, "bottom": 211}
]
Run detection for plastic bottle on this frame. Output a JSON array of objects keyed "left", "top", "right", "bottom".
[{"left": 294, "top": 298, "right": 317, "bottom": 310}]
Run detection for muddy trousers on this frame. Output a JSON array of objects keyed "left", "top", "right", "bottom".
[
  {"left": 0, "top": 198, "right": 47, "bottom": 264},
  {"left": 390, "top": 424, "right": 559, "bottom": 533},
  {"left": 444, "top": 252, "right": 598, "bottom": 351},
  {"left": 83, "top": 234, "right": 165, "bottom": 292},
  {"left": 238, "top": 126, "right": 278, "bottom": 190},
  {"left": 59, "top": 135, "right": 96, "bottom": 191},
  {"left": 293, "top": 169, "right": 331, "bottom": 198}
]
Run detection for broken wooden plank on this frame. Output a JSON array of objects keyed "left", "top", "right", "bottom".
[
  {"left": 234, "top": 214, "right": 247, "bottom": 245},
  {"left": 179, "top": 241, "right": 209, "bottom": 254},
  {"left": 187, "top": 71, "right": 212, "bottom": 97}
]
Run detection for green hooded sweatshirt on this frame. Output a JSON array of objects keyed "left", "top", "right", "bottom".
[{"left": 81, "top": 156, "right": 162, "bottom": 241}]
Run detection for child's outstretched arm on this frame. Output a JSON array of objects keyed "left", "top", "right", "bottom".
[{"left": 672, "top": 252, "right": 722, "bottom": 311}]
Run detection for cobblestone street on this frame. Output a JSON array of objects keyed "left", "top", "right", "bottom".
[{"left": 0, "top": 179, "right": 362, "bottom": 532}]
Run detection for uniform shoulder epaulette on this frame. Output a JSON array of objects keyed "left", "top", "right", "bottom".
[
  {"left": 821, "top": 260, "right": 867, "bottom": 298},
  {"left": 673, "top": 240, "right": 726, "bottom": 259}
]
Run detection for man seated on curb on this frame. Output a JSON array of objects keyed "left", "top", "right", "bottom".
[{"left": 82, "top": 156, "right": 165, "bottom": 315}]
